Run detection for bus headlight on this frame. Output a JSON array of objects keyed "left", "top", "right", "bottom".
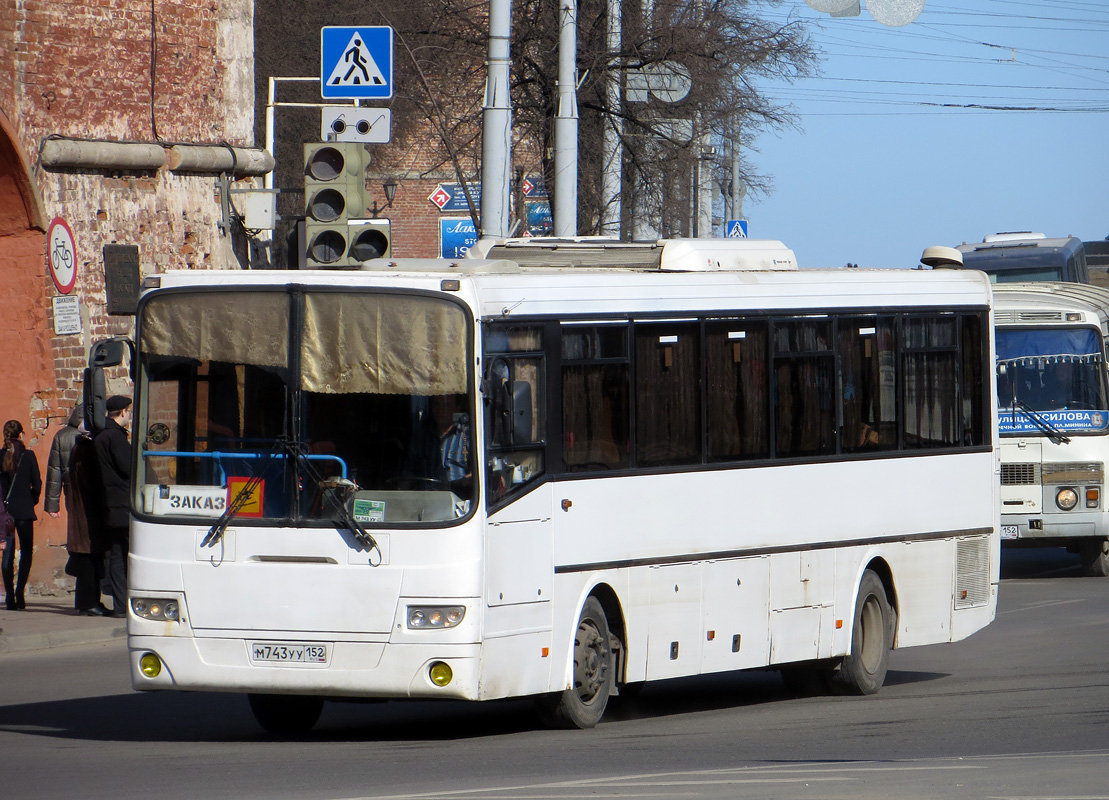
[
  {"left": 407, "top": 605, "right": 465, "bottom": 629},
  {"left": 1055, "top": 488, "right": 1079, "bottom": 511},
  {"left": 132, "top": 597, "right": 181, "bottom": 622}
]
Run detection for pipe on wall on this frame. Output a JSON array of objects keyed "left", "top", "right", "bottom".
[{"left": 39, "top": 138, "right": 273, "bottom": 176}]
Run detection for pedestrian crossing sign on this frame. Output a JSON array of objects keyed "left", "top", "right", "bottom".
[
  {"left": 321, "top": 26, "right": 393, "bottom": 100},
  {"left": 725, "top": 219, "right": 749, "bottom": 239}
]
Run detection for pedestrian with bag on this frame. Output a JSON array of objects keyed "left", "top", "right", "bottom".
[
  {"left": 94, "top": 395, "right": 132, "bottom": 616},
  {"left": 1, "top": 419, "right": 43, "bottom": 610},
  {"left": 46, "top": 406, "right": 110, "bottom": 615}
]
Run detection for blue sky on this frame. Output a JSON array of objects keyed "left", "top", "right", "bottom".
[{"left": 744, "top": 0, "right": 1108, "bottom": 268}]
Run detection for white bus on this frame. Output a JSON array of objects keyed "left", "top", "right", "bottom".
[
  {"left": 994, "top": 281, "right": 1109, "bottom": 576},
  {"left": 99, "top": 238, "right": 999, "bottom": 734}
]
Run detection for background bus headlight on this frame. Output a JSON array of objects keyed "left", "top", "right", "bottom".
[
  {"left": 1055, "top": 488, "right": 1079, "bottom": 511},
  {"left": 407, "top": 606, "right": 465, "bottom": 629}
]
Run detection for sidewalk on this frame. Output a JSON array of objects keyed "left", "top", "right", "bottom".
[{"left": 0, "top": 593, "right": 126, "bottom": 654}]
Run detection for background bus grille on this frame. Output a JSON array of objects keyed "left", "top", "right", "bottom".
[
  {"left": 1001, "top": 463, "right": 1039, "bottom": 485},
  {"left": 955, "top": 537, "right": 991, "bottom": 609}
]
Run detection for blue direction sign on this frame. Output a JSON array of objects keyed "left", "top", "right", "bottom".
[
  {"left": 440, "top": 217, "right": 478, "bottom": 259},
  {"left": 430, "top": 183, "right": 481, "bottom": 212},
  {"left": 321, "top": 27, "right": 393, "bottom": 100},
  {"left": 725, "top": 219, "right": 748, "bottom": 238}
]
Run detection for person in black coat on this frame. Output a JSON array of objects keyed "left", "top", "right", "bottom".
[
  {"left": 1, "top": 419, "right": 42, "bottom": 610},
  {"left": 94, "top": 396, "right": 132, "bottom": 617},
  {"left": 45, "top": 406, "right": 82, "bottom": 519}
]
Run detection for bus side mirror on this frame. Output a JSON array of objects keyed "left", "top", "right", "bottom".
[
  {"left": 85, "top": 337, "right": 135, "bottom": 434},
  {"left": 90, "top": 339, "right": 127, "bottom": 367},
  {"left": 487, "top": 357, "right": 513, "bottom": 445},
  {"left": 83, "top": 367, "right": 108, "bottom": 435},
  {"left": 512, "top": 380, "right": 533, "bottom": 444}
]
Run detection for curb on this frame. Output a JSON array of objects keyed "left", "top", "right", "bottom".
[{"left": 0, "top": 619, "right": 127, "bottom": 655}]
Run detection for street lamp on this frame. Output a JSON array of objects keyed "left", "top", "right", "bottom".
[{"left": 369, "top": 179, "right": 398, "bottom": 217}]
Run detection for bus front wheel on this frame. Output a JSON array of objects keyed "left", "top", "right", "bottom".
[
  {"left": 535, "top": 596, "right": 614, "bottom": 729},
  {"left": 248, "top": 693, "right": 324, "bottom": 736},
  {"left": 1079, "top": 538, "right": 1109, "bottom": 577},
  {"left": 828, "top": 570, "right": 893, "bottom": 695}
]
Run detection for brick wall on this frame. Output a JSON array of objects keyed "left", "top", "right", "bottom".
[{"left": 0, "top": 0, "right": 256, "bottom": 594}]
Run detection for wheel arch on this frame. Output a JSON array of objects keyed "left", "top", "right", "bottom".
[
  {"left": 569, "top": 582, "right": 627, "bottom": 685},
  {"left": 861, "top": 555, "right": 899, "bottom": 647}
]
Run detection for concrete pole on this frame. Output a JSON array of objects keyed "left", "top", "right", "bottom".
[
  {"left": 696, "top": 121, "right": 713, "bottom": 237},
  {"left": 599, "top": 0, "right": 622, "bottom": 237},
  {"left": 481, "top": 0, "right": 513, "bottom": 239},
  {"left": 553, "top": 0, "right": 579, "bottom": 237}
]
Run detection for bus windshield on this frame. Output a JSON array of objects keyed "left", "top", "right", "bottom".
[
  {"left": 996, "top": 327, "right": 1109, "bottom": 433},
  {"left": 136, "top": 289, "right": 474, "bottom": 525}
]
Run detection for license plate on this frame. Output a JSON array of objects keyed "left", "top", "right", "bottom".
[
  {"left": 250, "top": 642, "right": 329, "bottom": 664},
  {"left": 1001, "top": 525, "right": 1019, "bottom": 540}
]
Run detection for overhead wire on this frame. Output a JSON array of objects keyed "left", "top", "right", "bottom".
[{"left": 753, "top": 0, "right": 1109, "bottom": 114}]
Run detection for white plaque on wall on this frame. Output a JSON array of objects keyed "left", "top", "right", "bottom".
[{"left": 52, "top": 295, "right": 81, "bottom": 335}]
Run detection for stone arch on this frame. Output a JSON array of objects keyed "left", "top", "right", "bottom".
[{"left": 0, "top": 112, "right": 48, "bottom": 235}]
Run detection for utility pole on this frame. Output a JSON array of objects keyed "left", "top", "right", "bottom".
[
  {"left": 553, "top": 0, "right": 579, "bottom": 237},
  {"left": 481, "top": 0, "right": 513, "bottom": 240}
]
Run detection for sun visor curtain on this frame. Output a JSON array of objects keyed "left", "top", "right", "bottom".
[
  {"left": 140, "top": 293, "right": 289, "bottom": 368},
  {"left": 300, "top": 294, "right": 467, "bottom": 395},
  {"left": 141, "top": 292, "right": 467, "bottom": 396},
  {"left": 996, "top": 328, "right": 1100, "bottom": 362}
]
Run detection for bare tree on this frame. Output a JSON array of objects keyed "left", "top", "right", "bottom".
[{"left": 255, "top": 0, "right": 816, "bottom": 240}]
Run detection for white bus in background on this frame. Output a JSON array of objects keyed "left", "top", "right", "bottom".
[
  {"left": 91, "top": 238, "right": 1000, "bottom": 734},
  {"left": 994, "top": 282, "right": 1109, "bottom": 576}
]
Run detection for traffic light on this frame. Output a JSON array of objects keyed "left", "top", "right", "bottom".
[
  {"left": 303, "top": 143, "right": 371, "bottom": 267},
  {"left": 348, "top": 219, "right": 391, "bottom": 261}
]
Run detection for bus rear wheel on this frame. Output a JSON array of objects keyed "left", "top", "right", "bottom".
[
  {"left": 248, "top": 693, "right": 324, "bottom": 736},
  {"left": 828, "top": 570, "right": 893, "bottom": 695},
  {"left": 535, "top": 596, "right": 614, "bottom": 729},
  {"left": 1079, "top": 538, "right": 1109, "bottom": 577}
]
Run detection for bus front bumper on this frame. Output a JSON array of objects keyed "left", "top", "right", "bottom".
[{"left": 128, "top": 634, "right": 482, "bottom": 701}]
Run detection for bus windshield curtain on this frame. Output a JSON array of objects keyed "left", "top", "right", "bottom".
[
  {"left": 996, "top": 329, "right": 1100, "bottom": 362},
  {"left": 140, "top": 293, "right": 289, "bottom": 368},
  {"left": 300, "top": 294, "right": 467, "bottom": 396}
]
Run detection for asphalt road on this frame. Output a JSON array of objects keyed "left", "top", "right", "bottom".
[{"left": 1, "top": 547, "right": 1105, "bottom": 800}]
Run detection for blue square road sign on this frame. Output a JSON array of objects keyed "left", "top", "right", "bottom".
[{"left": 321, "top": 27, "right": 393, "bottom": 100}]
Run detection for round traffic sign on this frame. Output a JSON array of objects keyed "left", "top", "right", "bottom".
[{"left": 47, "top": 217, "right": 77, "bottom": 294}]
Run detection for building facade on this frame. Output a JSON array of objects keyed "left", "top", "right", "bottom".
[{"left": 0, "top": 0, "right": 266, "bottom": 593}]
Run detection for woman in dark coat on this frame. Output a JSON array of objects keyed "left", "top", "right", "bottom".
[
  {"left": 67, "top": 432, "right": 110, "bottom": 614},
  {"left": 1, "top": 419, "right": 43, "bottom": 610}
]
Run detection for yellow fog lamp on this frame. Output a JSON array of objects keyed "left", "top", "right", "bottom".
[
  {"left": 139, "top": 652, "right": 163, "bottom": 678},
  {"left": 429, "top": 661, "right": 453, "bottom": 687}
]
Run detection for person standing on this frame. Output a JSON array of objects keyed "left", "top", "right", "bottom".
[
  {"left": 94, "top": 396, "right": 132, "bottom": 617},
  {"left": 1, "top": 420, "right": 42, "bottom": 611},
  {"left": 47, "top": 407, "right": 111, "bottom": 615},
  {"left": 45, "top": 406, "right": 82, "bottom": 520}
]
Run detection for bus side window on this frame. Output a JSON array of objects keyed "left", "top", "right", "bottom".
[{"left": 484, "top": 324, "right": 546, "bottom": 505}]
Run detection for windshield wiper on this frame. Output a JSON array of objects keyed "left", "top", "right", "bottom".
[
  {"left": 200, "top": 436, "right": 288, "bottom": 548},
  {"left": 281, "top": 442, "right": 380, "bottom": 557},
  {"left": 199, "top": 438, "right": 380, "bottom": 558},
  {"left": 1010, "top": 400, "right": 1071, "bottom": 445}
]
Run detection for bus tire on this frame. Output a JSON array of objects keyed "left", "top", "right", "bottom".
[
  {"left": 248, "top": 693, "right": 324, "bottom": 736},
  {"left": 535, "top": 596, "right": 614, "bottom": 729},
  {"left": 1079, "top": 538, "right": 1109, "bottom": 577},
  {"left": 828, "top": 570, "right": 892, "bottom": 696}
]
